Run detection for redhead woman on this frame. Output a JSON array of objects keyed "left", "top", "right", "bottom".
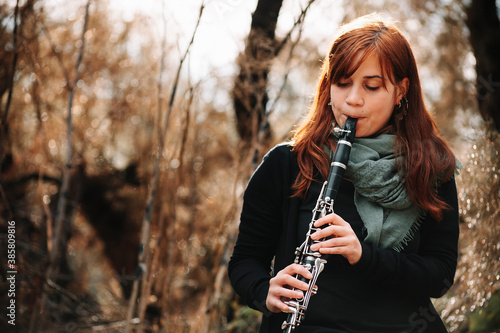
[{"left": 228, "top": 13, "right": 460, "bottom": 333}]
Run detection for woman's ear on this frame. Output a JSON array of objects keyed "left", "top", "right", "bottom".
[{"left": 397, "top": 78, "right": 410, "bottom": 100}]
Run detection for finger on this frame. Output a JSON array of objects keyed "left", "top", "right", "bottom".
[
  {"left": 315, "top": 239, "right": 362, "bottom": 264},
  {"left": 318, "top": 244, "right": 357, "bottom": 260},
  {"left": 273, "top": 268, "right": 311, "bottom": 291},
  {"left": 314, "top": 213, "right": 347, "bottom": 227},
  {"left": 279, "top": 274, "right": 311, "bottom": 292},
  {"left": 277, "top": 299, "right": 292, "bottom": 312},
  {"left": 311, "top": 231, "right": 360, "bottom": 252},
  {"left": 275, "top": 286, "right": 305, "bottom": 300},
  {"left": 311, "top": 239, "right": 332, "bottom": 252},
  {"left": 311, "top": 236, "right": 345, "bottom": 250},
  {"left": 283, "top": 264, "right": 313, "bottom": 280},
  {"left": 313, "top": 214, "right": 335, "bottom": 227},
  {"left": 310, "top": 224, "right": 344, "bottom": 240},
  {"left": 267, "top": 285, "right": 305, "bottom": 312},
  {"left": 318, "top": 245, "right": 344, "bottom": 255},
  {"left": 267, "top": 296, "right": 292, "bottom": 313}
]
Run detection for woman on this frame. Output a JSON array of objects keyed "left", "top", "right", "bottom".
[{"left": 228, "top": 13, "right": 460, "bottom": 333}]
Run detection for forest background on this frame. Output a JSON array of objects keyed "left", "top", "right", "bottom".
[{"left": 0, "top": 0, "right": 499, "bottom": 332}]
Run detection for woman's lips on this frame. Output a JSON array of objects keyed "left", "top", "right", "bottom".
[{"left": 343, "top": 115, "right": 365, "bottom": 122}]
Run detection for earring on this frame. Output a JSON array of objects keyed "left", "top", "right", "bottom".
[
  {"left": 328, "top": 101, "right": 332, "bottom": 106},
  {"left": 399, "top": 96, "right": 408, "bottom": 111},
  {"left": 395, "top": 97, "right": 408, "bottom": 121},
  {"left": 402, "top": 97, "right": 409, "bottom": 115}
]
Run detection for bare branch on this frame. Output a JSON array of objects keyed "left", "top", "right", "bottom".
[
  {"left": 160, "top": 1, "right": 205, "bottom": 144},
  {"left": 267, "top": 4, "right": 308, "bottom": 118},
  {"left": 124, "top": 2, "right": 206, "bottom": 332},
  {"left": 274, "top": 0, "right": 316, "bottom": 56},
  {"left": 32, "top": 1, "right": 92, "bottom": 331},
  {"left": 0, "top": 0, "right": 20, "bottom": 130},
  {"left": 39, "top": 18, "right": 71, "bottom": 87},
  {"left": 51, "top": 0, "right": 90, "bottom": 276},
  {"left": 156, "top": 0, "right": 168, "bottom": 143},
  {"left": 0, "top": 0, "right": 21, "bottom": 191}
]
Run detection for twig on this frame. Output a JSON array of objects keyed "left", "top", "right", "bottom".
[
  {"left": 192, "top": 140, "right": 255, "bottom": 332},
  {"left": 39, "top": 18, "right": 71, "bottom": 89},
  {"left": 92, "top": 318, "right": 140, "bottom": 331},
  {"left": 267, "top": 4, "right": 307, "bottom": 117},
  {"left": 136, "top": 205, "right": 166, "bottom": 333},
  {"left": 50, "top": 0, "right": 90, "bottom": 279},
  {"left": 156, "top": 0, "right": 168, "bottom": 143},
  {"left": 0, "top": 0, "right": 20, "bottom": 190},
  {"left": 124, "top": 2, "right": 205, "bottom": 332},
  {"left": 160, "top": 2, "right": 205, "bottom": 145},
  {"left": 0, "top": 0, "right": 20, "bottom": 130},
  {"left": 32, "top": 2, "right": 91, "bottom": 332},
  {"left": 274, "top": 0, "right": 316, "bottom": 55},
  {"left": 170, "top": 83, "right": 198, "bottom": 330},
  {"left": 125, "top": 0, "right": 169, "bottom": 330},
  {"left": 177, "top": 84, "right": 198, "bottom": 176}
]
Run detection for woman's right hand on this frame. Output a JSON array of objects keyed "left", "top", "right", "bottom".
[{"left": 266, "top": 264, "right": 313, "bottom": 313}]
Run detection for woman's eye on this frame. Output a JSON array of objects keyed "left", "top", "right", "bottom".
[
  {"left": 337, "top": 82, "right": 349, "bottom": 87},
  {"left": 366, "top": 85, "right": 380, "bottom": 91}
]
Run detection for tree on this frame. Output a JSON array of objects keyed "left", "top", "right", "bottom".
[
  {"left": 465, "top": 0, "right": 500, "bottom": 132},
  {"left": 232, "top": 0, "right": 284, "bottom": 147}
]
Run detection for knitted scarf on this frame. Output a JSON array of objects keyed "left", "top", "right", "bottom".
[{"left": 329, "top": 131, "right": 424, "bottom": 251}]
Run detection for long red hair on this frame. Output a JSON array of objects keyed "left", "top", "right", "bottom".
[{"left": 291, "top": 14, "right": 456, "bottom": 220}]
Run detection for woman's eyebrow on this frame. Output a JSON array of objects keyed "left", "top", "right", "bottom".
[{"left": 364, "top": 75, "right": 384, "bottom": 79}]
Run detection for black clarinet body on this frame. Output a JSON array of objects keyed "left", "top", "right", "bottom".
[{"left": 281, "top": 117, "right": 357, "bottom": 333}]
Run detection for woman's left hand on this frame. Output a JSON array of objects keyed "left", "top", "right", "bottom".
[{"left": 310, "top": 213, "right": 362, "bottom": 265}]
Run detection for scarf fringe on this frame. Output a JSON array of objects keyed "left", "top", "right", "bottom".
[{"left": 392, "top": 209, "right": 427, "bottom": 252}]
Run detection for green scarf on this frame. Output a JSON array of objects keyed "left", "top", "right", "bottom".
[{"left": 329, "top": 131, "right": 424, "bottom": 252}]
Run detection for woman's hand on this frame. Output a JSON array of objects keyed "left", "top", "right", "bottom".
[
  {"left": 310, "top": 213, "right": 362, "bottom": 265},
  {"left": 266, "top": 264, "right": 313, "bottom": 313}
]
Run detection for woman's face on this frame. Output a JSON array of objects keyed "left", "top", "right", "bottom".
[{"left": 329, "top": 53, "right": 408, "bottom": 137}]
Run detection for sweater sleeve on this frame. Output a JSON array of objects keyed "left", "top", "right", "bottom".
[
  {"left": 228, "top": 145, "right": 290, "bottom": 313},
  {"left": 352, "top": 177, "right": 460, "bottom": 298}
]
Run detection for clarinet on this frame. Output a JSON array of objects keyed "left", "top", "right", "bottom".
[{"left": 281, "top": 117, "right": 357, "bottom": 333}]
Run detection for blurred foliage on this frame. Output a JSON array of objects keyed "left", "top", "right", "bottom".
[
  {"left": 435, "top": 126, "right": 500, "bottom": 333},
  {"left": 468, "top": 289, "right": 500, "bottom": 333},
  {"left": 223, "top": 301, "right": 261, "bottom": 333},
  {"left": 0, "top": 0, "right": 498, "bottom": 332}
]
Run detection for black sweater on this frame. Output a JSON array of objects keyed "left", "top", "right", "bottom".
[{"left": 228, "top": 143, "right": 459, "bottom": 333}]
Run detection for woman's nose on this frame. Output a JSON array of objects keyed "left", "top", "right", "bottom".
[{"left": 345, "top": 86, "right": 364, "bottom": 106}]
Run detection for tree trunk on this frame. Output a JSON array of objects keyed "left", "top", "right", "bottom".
[
  {"left": 465, "top": 0, "right": 500, "bottom": 132},
  {"left": 233, "top": 0, "right": 284, "bottom": 145}
]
